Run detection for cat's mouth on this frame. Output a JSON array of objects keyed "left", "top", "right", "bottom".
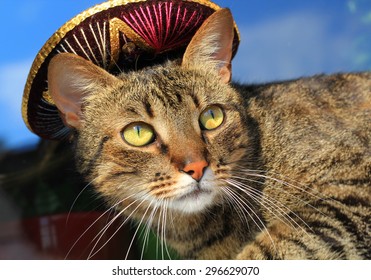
[
  {"left": 168, "top": 170, "right": 218, "bottom": 214},
  {"left": 170, "top": 186, "right": 215, "bottom": 214},
  {"left": 176, "top": 187, "right": 213, "bottom": 201}
]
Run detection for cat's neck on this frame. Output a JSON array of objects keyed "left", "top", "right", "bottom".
[{"left": 150, "top": 203, "right": 261, "bottom": 259}]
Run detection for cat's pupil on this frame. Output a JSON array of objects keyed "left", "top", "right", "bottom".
[
  {"left": 135, "top": 125, "right": 141, "bottom": 136},
  {"left": 209, "top": 110, "right": 215, "bottom": 119}
]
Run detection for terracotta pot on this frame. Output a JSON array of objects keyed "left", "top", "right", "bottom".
[{"left": 0, "top": 212, "right": 137, "bottom": 259}]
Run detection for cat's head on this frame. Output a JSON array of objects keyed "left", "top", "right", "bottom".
[{"left": 47, "top": 9, "right": 254, "bottom": 214}]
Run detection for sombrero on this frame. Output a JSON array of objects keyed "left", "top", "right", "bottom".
[{"left": 22, "top": 0, "right": 240, "bottom": 140}]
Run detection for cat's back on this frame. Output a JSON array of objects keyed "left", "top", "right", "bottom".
[
  {"left": 243, "top": 72, "right": 370, "bottom": 124},
  {"left": 236, "top": 73, "right": 370, "bottom": 259},
  {"left": 240, "top": 72, "right": 370, "bottom": 185}
]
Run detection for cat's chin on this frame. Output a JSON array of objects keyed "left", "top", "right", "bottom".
[
  {"left": 167, "top": 168, "right": 218, "bottom": 214},
  {"left": 169, "top": 188, "right": 216, "bottom": 214}
]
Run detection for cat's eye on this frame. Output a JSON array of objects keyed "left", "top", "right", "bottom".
[
  {"left": 199, "top": 105, "right": 224, "bottom": 130},
  {"left": 122, "top": 122, "right": 155, "bottom": 147}
]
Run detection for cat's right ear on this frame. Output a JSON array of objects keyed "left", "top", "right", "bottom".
[
  {"left": 182, "top": 8, "right": 234, "bottom": 83},
  {"left": 48, "top": 53, "right": 119, "bottom": 129}
]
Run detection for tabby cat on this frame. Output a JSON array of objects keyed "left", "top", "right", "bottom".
[{"left": 47, "top": 9, "right": 370, "bottom": 259}]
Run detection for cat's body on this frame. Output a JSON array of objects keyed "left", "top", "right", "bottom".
[
  {"left": 230, "top": 73, "right": 370, "bottom": 259},
  {"left": 46, "top": 9, "right": 370, "bottom": 259}
]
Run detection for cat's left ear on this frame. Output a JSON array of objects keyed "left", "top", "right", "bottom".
[
  {"left": 182, "top": 8, "right": 234, "bottom": 83},
  {"left": 48, "top": 53, "right": 120, "bottom": 129}
]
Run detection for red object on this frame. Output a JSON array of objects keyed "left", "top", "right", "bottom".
[{"left": 0, "top": 212, "right": 136, "bottom": 259}]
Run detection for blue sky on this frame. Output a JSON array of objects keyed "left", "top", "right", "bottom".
[{"left": 0, "top": 0, "right": 370, "bottom": 149}]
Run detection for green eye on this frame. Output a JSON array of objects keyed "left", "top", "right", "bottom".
[
  {"left": 199, "top": 105, "right": 224, "bottom": 130},
  {"left": 122, "top": 122, "right": 155, "bottom": 147}
]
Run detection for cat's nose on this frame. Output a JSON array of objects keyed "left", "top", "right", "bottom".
[{"left": 182, "top": 160, "right": 209, "bottom": 181}]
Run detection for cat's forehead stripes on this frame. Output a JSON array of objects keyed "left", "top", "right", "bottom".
[
  {"left": 143, "top": 100, "right": 154, "bottom": 118},
  {"left": 126, "top": 65, "right": 236, "bottom": 112},
  {"left": 190, "top": 93, "right": 201, "bottom": 108},
  {"left": 124, "top": 68, "right": 194, "bottom": 113}
]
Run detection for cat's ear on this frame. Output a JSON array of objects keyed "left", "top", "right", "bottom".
[
  {"left": 182, "top": 8, "right": 234, "bottom": 83},
  {"left": 48, "top": 53, "right": 119, "bottom": 129}
]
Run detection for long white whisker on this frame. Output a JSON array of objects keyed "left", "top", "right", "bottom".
[
  {"left": 221, "top": 187, "right": 251, "bottom": 230},
  {"left": 155, "top": 199, "right": 164, "bottom": 259},
  {"left": 141, "top": 203, "right": 160, "bottom": 259},
  {"left": 136, "top": 200, "right": 157, "bottom": 260},
  {"left": 64, "top": 192, "right": 137, "bottom": 260},
  {"left": 160, "top": 199, "right": 166, "bottom": 260},
  {"left": 87, "top": 190, "right": 150, "bottom": 259},
  {"left": 231, "top": 172, "right": 329, "bottom": 221},
  {"left": 234, "top": 168, "right": 327, "bottom": 202},
  {"left": 227, "top": 178, "right": 301, "bottom": 228},
  {"left": 67, "top": 179, "right": 96, "bottom": 223},
  {"left": 125, "top": 196, "right": 155, "bottom": 260},
  {"left": 226, "top": 178, "right": 311, "bottom": 235},
  {"left": 86, "top": 196, "right": 141, "bottom": 259},
  {"left": 223, "top": 180, "right": 277, "bottom": 253},
  {"left": 162, "top": 199, "right": 173, "bottom": 260}
]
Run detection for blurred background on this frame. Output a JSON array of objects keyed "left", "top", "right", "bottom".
[{"left": 0, "top": 0, "right": 370, "bottom": 259}]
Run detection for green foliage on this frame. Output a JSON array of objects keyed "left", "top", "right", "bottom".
[
  {"left": 136, "top": 224, "right": 179, "bottom": 260},
  {"left": 0, "top": 141, "right": 105, "bottom": 220}
]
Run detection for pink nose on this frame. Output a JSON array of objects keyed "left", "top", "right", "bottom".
[{"left": 182, "top": 160, "right": 209, "bottom": 181}]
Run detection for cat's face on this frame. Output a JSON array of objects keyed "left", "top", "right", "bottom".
[
  {"left": 47, "top": 9, "right": 250, "bottom": 214},
  {"left": 76, "top": 64, "right": 249, "bottom": 213}
]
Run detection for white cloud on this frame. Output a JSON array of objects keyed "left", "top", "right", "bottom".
[
  {"left": 0, "top": 60, "right": 39, "bottom": 148},
  {"left": 232, "top": 11, "right": 354, "bottom": 83},
  {"left": 0, "top": 61, "right": 31, "bottom": 109}
]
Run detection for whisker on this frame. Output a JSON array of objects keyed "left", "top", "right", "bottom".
[
  {"left": 88, "top": 190, "right": 156, "bottom": 260},
  {"left": 221, "top": 187, "right": 251, "bottom": 230},
  {"left": 64, "top": 192, "right": 137, "bottom": 260},
  {"left": 231, "top": 172, "right": 330, "bottom": 220},
  {"left": 223, "top": 180, "right": 277, "bottom": 253},
  {"left": 155, "top": 199, "right": 164, "bottom": 259},
  {"left": 82, "top": 180, "right": 152, "bottom": 259},
  {"left": 160, "top": 199, "right": 167, "bottom": 260},
  {"left": 234, "top": 167, "right": 327, "bottom": 202},
  {"left": 124, "top": 196, "right": 155, "bottom": 260},
  {"left": 226, "top": 178, "right": 312, "bottom": 235},
  {"left": 227, "top": 178, "right": 302, "bottom": 228},
  {"left": 87, "top": 195, "right": 144, "bottom": 259},
  {"left": 67, "top": 177, "right": 99, "bottom": 223},
  {"left": 140, "top": 203, "right": 160, "bottom": 259},
  {"left": 162, "top": 199, "right": 173, "bottom": 260}
]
